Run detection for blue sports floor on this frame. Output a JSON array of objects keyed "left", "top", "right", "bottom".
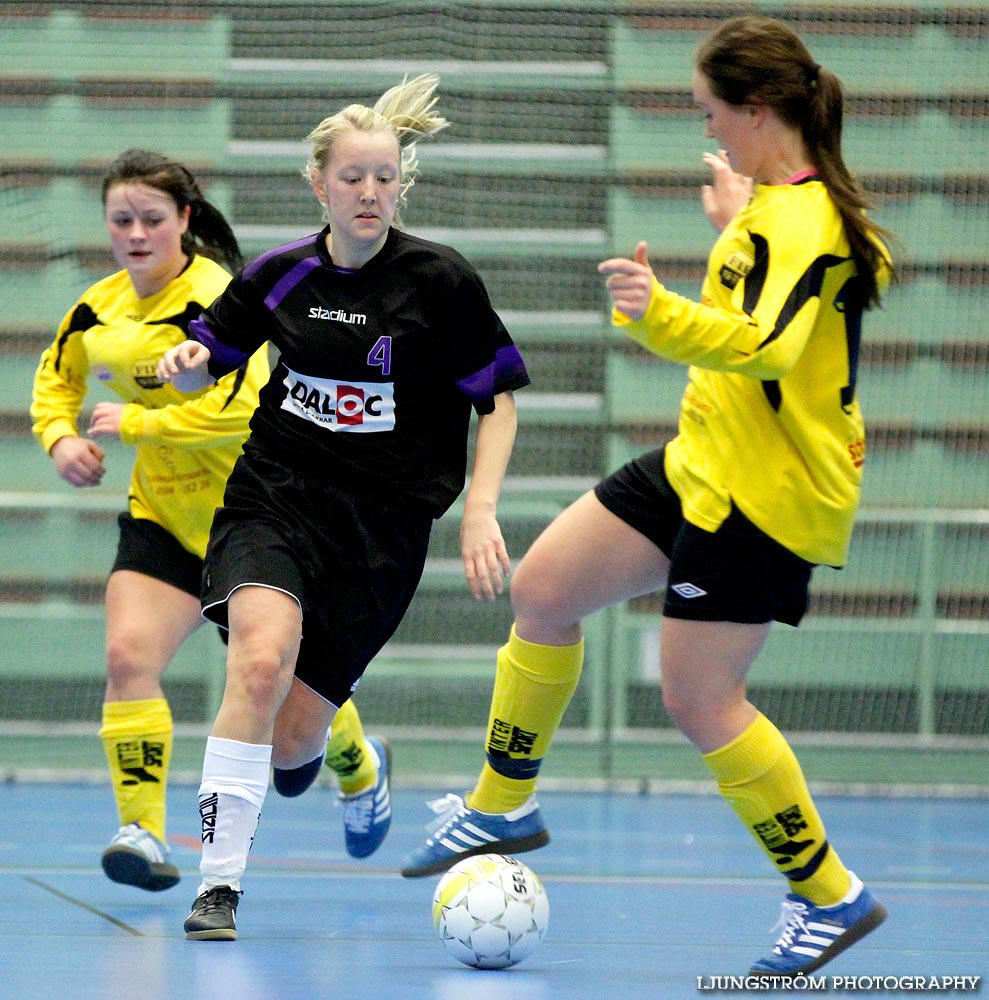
[{"left": 1, "top": 783, "right": 986, "bottom": 999}]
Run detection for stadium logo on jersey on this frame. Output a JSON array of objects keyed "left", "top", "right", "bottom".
[
  {"left": 719, "top": 250, "right": 754, "bottom": 290},
  {"left": 308, "top": 306, "right": 367, "bottom": 325},
  {"left": 281, "top": 366, "right": 395, "bottom": 432},
  {"left": 670, "top": 582, "right": 707, "bottom": 599}
]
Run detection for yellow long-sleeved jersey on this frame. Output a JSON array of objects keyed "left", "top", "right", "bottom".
[
  {"left": 31, "top": 255, "right": 269, "bottom": 559},
  {"left": 615, "top": 179, "right": 888, "bottom": 567}
]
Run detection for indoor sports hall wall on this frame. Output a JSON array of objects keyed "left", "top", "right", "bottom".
[{"left": 1, "top": 0, "right": 987, "bottom": 790}]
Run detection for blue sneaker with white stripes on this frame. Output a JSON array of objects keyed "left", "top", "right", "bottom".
[
  {"left": 400, "top": 792, "right": 550, "bottom": 878},
  {"left": 750, "top": 872, "right": 887, "bottom": 977},
  {"left": 339, "top": 736, "right": 392, "bottom": 858}
]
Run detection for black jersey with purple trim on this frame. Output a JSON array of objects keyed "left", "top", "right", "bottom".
[{"left": 190, "top": 226, "right": 530, "bottom": 516}]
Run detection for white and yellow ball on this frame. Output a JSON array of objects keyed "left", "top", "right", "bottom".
[{"left": 432, "top": 853, "right": 550, "bottom": 969}]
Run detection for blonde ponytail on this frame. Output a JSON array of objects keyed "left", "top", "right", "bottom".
[{"left": 303, "top": 74, "right": 449, "bottom": 226}]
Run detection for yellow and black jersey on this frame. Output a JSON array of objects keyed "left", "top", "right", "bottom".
[
  {"left": 31, "top": 255, "right": 270, "bottom": 559},
  {"left": 615, "top": 178, "right": 889, "bottom": 567}
]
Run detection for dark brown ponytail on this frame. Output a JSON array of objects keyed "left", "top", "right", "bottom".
[
  {"left": 696, "top": 16, "right": 894, "bottom": 308},
  {"left": 101, "top": 149, "right": 243, "bottom": 274}
]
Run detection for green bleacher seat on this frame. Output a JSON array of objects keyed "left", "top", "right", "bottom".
[
  {"left": 611, "top": 103, "right": 989, "bottom": 178},
  {"left": 222, "top": 0, "right": 610, "bottom": 63},
  {"left": 612, "top": 15, "right": 989, "bottom": 96},
  {"left": 862, "top": 435, "right": 989, "bottom": 507},
  {"left": 0, "top": 95, "right": 230, "bottom": 171},
  {"left": 858, "top": 353, "right": 989, "bottom": 424},
  {"left": 0, "top": 8, "right": 229, "bottom": 170},
  {"left": 0, "top": 498, "right": 119, "bottom": 586},
  {"left": 869, "top": 273, "right": 989, "bottom": 345},
  {"left": 0, "top": 9, "right": 228, "bottom": 83},
  {"left": 755, "top": 626, "right": 925, "bottom": 689}
]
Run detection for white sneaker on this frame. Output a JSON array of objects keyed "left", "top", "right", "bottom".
[{"left": 101, "top": 822, "right": 180, "bottom": 891}]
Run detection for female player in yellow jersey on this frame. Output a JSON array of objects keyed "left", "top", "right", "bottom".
[
  {"left": 31, "top": 150, "right": 385, "bottom": 892},
  {"left": 402, "top": 16, "right": 894, "bottom": 978}
]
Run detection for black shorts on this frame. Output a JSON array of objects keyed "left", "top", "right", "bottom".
[
  {"left": 112, "top": 512, "right": 229, "bottom": 645},
  {"left": 202, "top": 447, "right": 433, "bottom": 706},
  {"left": 594, "top": 447, "right": 814, "bottom": 626},
  {"left": 112, "top": 512, "right": 203, "bottom": 598}
]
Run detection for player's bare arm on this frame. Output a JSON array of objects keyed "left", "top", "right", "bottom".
[{"left": 461, "top": 390, "right": 518, "bottom": 601}]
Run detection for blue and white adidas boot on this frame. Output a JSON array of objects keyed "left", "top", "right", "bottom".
[
  {"left": 750, "top": 872, "right": 887, "bottom": 977},
  {"left": 400, "top": 792, "right": 550, "bottom": 878},
  {"left": 339, "top": 736, "right": 392, "bottom": 859}
]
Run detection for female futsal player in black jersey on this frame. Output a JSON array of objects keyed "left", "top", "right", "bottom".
[
  {"left": 158, "top": 74, "right": 529, "bottom": 939},
  {"left": 401, "top": 16, "right": 893, "bottom": 979}
]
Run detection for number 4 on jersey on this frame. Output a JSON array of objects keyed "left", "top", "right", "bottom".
[{"left": 367, "top": 336, "right": 392, "bottom": 376}]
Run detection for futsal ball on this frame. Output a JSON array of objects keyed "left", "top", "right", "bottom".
[{"left": 432, "top": 853, "right": 550, "bottom": 970}]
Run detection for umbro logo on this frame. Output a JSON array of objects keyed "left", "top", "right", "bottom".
[{"left": 670, "top": 582, "right": 707, "bottom": 599}]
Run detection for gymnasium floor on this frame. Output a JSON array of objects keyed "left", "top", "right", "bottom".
[{"left": 1, "top": 783, "right": 985, "bottom": 999}]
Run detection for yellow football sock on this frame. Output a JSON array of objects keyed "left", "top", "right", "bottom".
[
  {"left": 469, "top": 625, "right": 583, "bottom": 815},
  {"left": 99, "top": 698, "right": 173, "bottom": 844},
  {"left": 325, "top": 699, "right": 376, "bottom": 795},
  {"left": 702, "top": 712, "right": 851, "bottom": 905}
]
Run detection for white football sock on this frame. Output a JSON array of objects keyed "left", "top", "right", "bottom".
[{"left": 196, "top": 737, "right": 271, "bottom": 894}]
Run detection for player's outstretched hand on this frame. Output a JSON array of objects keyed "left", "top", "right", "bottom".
[
  {"left": 461, "top": 507, "right": 511, "bottom": 602},
  {"left": 701, "top": 149, "right": 753, "bottom": 231},
  {"left": 157, "top": 340, "right": 215, "bottom": 392},
  {"left": 598, "top": 241, "right": 654, "bottom": 321},
  {"left": 50, "top": 435, "right": 106, "bottom": 489}
]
